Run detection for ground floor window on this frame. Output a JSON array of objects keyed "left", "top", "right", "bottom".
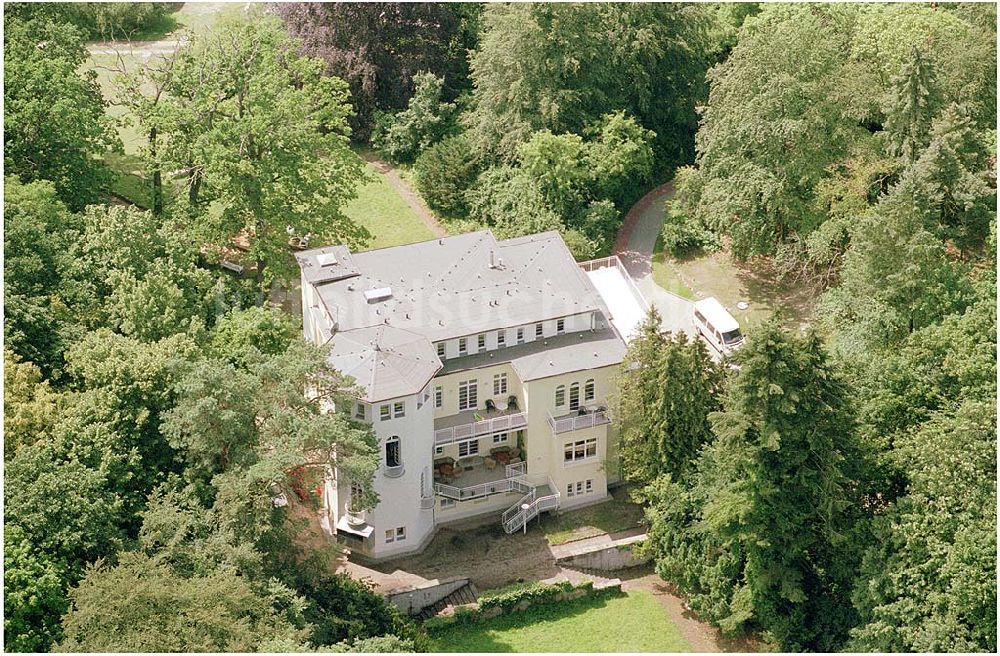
[
  {"left": 566, "top": 479, "right": 594, "bottom": 497},
  {"left": 385, "top": 526, "right": 406, "bottom": 543},
  {"left": 458, "top": 439, "right": 480, "bottom": 457},
  {"left": 564, "top": 438, "right": 598, "bottom": 463}
]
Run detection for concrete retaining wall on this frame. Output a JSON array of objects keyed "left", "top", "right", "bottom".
[
  {"left": 555, "top": 533, "right": 649, "bottom": 571},
  {"left": 386, "top": 576, "right": 470, "bottom": 615}
]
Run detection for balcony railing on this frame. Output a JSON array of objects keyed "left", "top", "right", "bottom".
[
  {"left": 434, "top": 460, "right": 530, "bottom": 502},
  {"left": 434, "top": 411, "right": 527, "bottom": 446},
  {"left": 578, "top": 255, "right": 650, "bottom": 311},
  {"left": 548, "top": 409, "right": 611, "bottom": 434}
]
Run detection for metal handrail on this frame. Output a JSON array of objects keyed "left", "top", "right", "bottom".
[
  {"left": 502, "top": 490, "right": 561, "bottom": 533},
  {"left": 434, "top": 463, "right": 530, "bottom": 502},
  {"left": 434, "top": 411, "right": 528, "bottom": 446},
  {"left": 502, "top": 489, "right": 536, "bottom": 525},
  {"left": 547, "top": 409, "right": 611, "bottom": 434}
]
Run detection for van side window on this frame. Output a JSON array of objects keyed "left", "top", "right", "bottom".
[
  {"left": 705, "top": 321, "right": 716, "bottom": 335},
  {"left": 694, "top": 310, "right": 705, "bottom": 324}
]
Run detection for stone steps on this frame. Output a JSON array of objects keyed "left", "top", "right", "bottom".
[{"left": 416, "top": 582, "right": 480, "bottom": 621}]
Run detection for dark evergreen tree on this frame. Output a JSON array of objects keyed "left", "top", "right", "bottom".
[
  {"left": 884, "top": 47, "right": 943, "bottom": 163},
  {"left": 643, "top": 323, "right": 869, "bottom": 650},
  {"left": 614, "top": 308, "right": 720, "bottom": 485}
]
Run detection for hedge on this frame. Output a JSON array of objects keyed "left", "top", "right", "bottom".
[{"left": 424, "top": 579, "right": 616, "bottom": 633}]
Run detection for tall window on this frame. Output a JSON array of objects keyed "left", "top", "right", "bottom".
[
  {"left": 556, "top": 318, "right": 565, "bottom": 334},
  {"left": 434, "top": 386, "right": 443, "bottom": 408},
  {"left": 385, "top": 435, "right": 401, "bottom": 468},
  {"left": 535, "top": 323, "right": 543, "bottom": 338},
  {"left": 517, "top": 327, "right": 525, "bottom": 344},
  {"left": 564, "top": 438, "right": 598, "bottom": 463},
  {"left": 497, "top": 330, "right": 506, "bottom": 347},
  {"left": 493, "top": 373, "right": 507, "bottom": 396},
  {"left": 459, "top": 379, "right": 478, "bottom": 411},
  {"left": 569, "top": 383, "right": 580, "bottom": 411},
  {"left": 458, "top": 337, "right": 467, "bottom": 355},
  {"left": 393, "top": 401, "right": 405, "bottom": 418},
  {"left": 379, "top": 404, "right": 391, "bottom": 421},
  {"left": 477, "top": 333, "right": 486, "bottom": 352},
  {"left": 437, "top": 342, "right": 446, "bottom": 358},
  {"left": 584, "top": 379, "right": 595, "bottom": 402},
  {"left": 555, "top": 385, "right": 566, "bottom": 408},
  {"left": 355, "top": 402, "right": 365, "bottom": 420}
]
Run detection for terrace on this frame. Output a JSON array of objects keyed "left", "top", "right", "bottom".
[
  {"left": 433, "top": 461, "right": 530, "bottom": 502},
  {"left": 433, "top": 404, "right": 527, "bottom": 446}
]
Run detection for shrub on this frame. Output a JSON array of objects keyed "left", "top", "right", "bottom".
[
  {"left": 372, "top": 72, "right": 455, "bottom": 163},
  {"left": 414, "top": 134, "right": 480, "bottom": 218},
  {"left": 477, "top": 580, "right": 575, "bottom": 613}
]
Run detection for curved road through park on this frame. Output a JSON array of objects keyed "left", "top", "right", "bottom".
[{"left": 613, "top": 182, "right": 699, "bottom": 338}]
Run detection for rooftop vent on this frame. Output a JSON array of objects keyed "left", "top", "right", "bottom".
[
  {"left": 317, "top": 252, "right": 338, "bottom": 267},
  {"left": 364, "top": 287, "right": 393, "bottom": 303}
]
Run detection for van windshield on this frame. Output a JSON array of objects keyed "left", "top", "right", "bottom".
[{"left": 722, "top": 329, "right": 743, "bottom": 345}]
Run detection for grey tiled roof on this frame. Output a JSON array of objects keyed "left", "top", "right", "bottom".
[
  {"left": 297, "top": 230, "right": 624, "bottom": 400},
  {"left": 438, "top": 325, "right": 626, "bottom": 381},
  {"left": 327, "top": 325, "right": 441, "bottom": 402},
  {"left": 300, "top": 230, "right": 610, "bottom": 342}
]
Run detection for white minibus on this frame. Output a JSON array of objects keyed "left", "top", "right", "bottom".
[{"left": 692, "top": 297, "right": 745, "bottom": 355}]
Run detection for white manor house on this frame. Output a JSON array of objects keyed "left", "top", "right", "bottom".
[{"left": 296, "top": 230, "right": 649, "bottom": 560}]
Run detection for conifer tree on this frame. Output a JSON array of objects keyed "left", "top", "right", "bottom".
[
  {"left": 614, "top": 308, "right": 720, "bottom": 484},
  {"left": 643, "top": 323, "right": 869, "bottom": 650},
  {"left": 885, "top": 47, "right": 943, "bottom": 163}
]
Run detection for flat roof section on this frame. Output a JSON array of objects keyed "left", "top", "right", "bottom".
[{"left": 584, "top": 262, "right": 649, "bottom": 342}]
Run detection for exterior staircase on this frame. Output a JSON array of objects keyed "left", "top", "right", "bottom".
[
  {"left": 416, "top": 582, "right": 480, "bottom": 621},
  {"left": 502, "top": 485, "right": 561, "bottom": 534}
]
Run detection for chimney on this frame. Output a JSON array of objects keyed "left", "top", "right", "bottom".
[{"left": 489, "top": 250, "right": 496, "bottom": 269}]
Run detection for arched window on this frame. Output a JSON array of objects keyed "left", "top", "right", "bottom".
[
  {"left": 555, "top": 385, "right": 566, "bottom": 408},
  {"left": 385, "top": 435, "right": 401, "bottom": 468},
  {"left": 584, "top": 379, "right": 595, "bottom": 402},
  {"left": 569, "top": 382, "right": 580, "bottom": 411}
]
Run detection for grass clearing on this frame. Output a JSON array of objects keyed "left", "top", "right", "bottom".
[
  {"left": 540, "top": 487, "right": 644, "bottom": 546},
  {"left": 344, "top": 163, "right": 436, "bottom": 250},
  {"left": 428, "top": 590, "right": 691, "bottom": 652},
  {"left": 652, "top": 235, "right": 697, "bottom": 300},
  {"left": 652, "top": 237, "right": 819, "bottom": 333}
]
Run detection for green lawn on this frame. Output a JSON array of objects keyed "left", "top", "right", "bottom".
[
  {"left": 428, "top": 590, "right": 690, "bottom": 652},
  {"left": 344, "top": 163, "right": 435, "bottom": 250},
  {"left": 540, "top": 487, "right": 644, "bottom": 546},
  {"left": 651, "top": 235, "right": 697, "bottom": 300},
  {"left": 651, "top": 237, "right": 818, "bottom": 333}
]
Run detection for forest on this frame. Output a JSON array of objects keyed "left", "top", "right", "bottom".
[{"left": 3, "top": 1, "right": 996, "bottom": 653}]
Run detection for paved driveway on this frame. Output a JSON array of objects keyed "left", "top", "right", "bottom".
[{"left": 615, "top": 183, "right": 697, "bottom": 338}]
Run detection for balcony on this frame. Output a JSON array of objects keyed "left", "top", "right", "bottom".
[
  {"left": 383, "top": 464, "right": 405, "bottom": 478},
  {"left": 434, "top": 407, "right": 527, "bottom": 446},
  {"left": 434, "top": 461, "right": 529, "bottom": 502},
  {"left": 548, "top": 407, "right": 610, "bottom": 434}
]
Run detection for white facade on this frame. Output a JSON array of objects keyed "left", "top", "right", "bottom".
[{"left": 297, "top": 231, "right": 648, "bottom": 561}]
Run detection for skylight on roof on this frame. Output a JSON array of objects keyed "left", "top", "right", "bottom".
[
  {"left": 317, "top": 252, "right": 339, "bottom": 266},
  {"left": 364, "top": 287, "right": 393, "bottom": 303}
]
